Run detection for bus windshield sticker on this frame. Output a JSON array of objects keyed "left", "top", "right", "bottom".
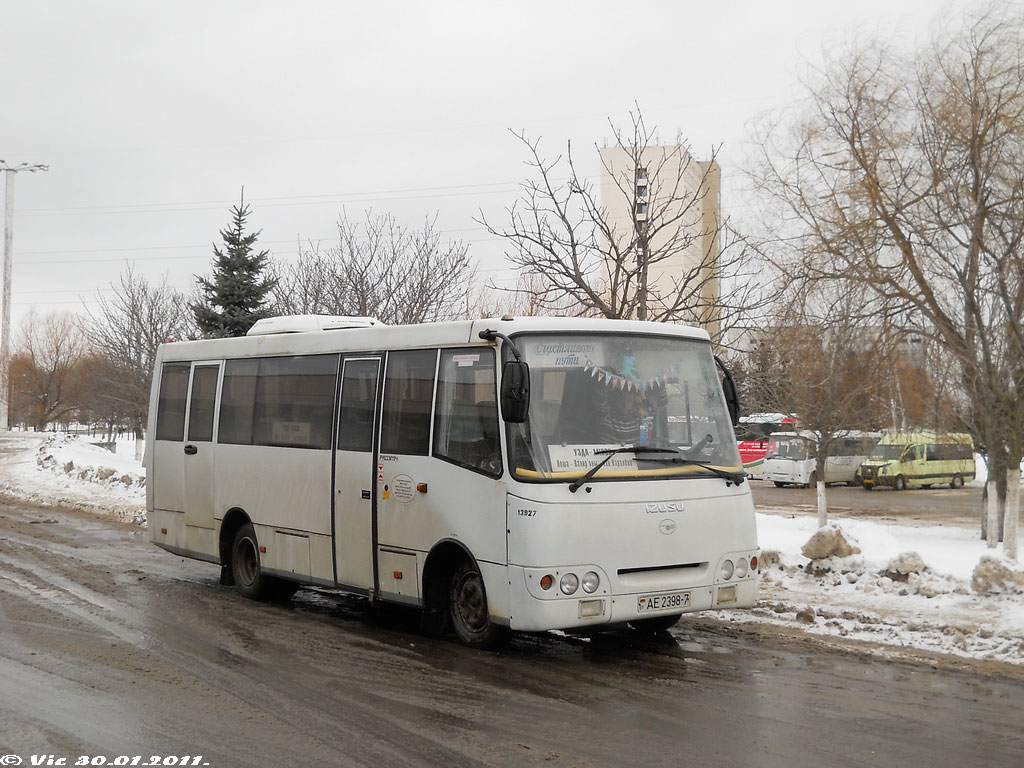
[
  {"left": 524, "top": 341, "right": 605, "bottom": 369},
  {"left": 548, "top": 445, "right": 639, "bottom": 472}
]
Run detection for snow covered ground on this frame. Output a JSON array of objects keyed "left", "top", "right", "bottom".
[{"left": 1, "top": 432, "right": 1021, "bottom": 667}]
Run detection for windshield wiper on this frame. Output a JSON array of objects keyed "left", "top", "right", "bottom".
[
  {"left": 568, "top": 446, "right": 679, "bottom": 493},
  {"left": 661, "top": 457, "right": 746, "bottom": 486}
]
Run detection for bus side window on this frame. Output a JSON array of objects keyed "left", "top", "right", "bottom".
[
  {"left": 381, "top": 349, "right": 438, "bottom": 456},
  {"left": 219, "top": 358, "right": 258, "bottom": 445},
  {"left": 187, "top": 366, "right": 219, "bottom": 442},
  {"left": 434, "top": 348, "right": 500, "bottom": 476},
  {"left": 155, "top": 363, "right": 191, "bottom": 441},
  {"left": 253, "top": 355, "right": 338, "bottom": 450},
  {"left": 338, "top": 359, "right": 379, "bottom": 452}
]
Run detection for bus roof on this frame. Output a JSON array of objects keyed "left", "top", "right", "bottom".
[
  {"left": 157, "top": 315, "right": 713, "bottom": 363},
  {"left": 879, "top": 431, "right": 973, "bottom": 445}
]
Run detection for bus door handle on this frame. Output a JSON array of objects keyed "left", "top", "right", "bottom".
[{"left": 184, "top": 445, "right": 198, "bottom": 456}]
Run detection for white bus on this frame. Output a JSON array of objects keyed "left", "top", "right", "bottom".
[
  {"left": 762, "top": 430, "right": 881, "bottom": 488},
  {"left": 146, "top": 315, "right": 758, "bottom": 648}
]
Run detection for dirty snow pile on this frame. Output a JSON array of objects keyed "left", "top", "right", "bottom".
[
  {"left": 723, "top": 512, "right": 1024, "bottom": 667},
  {"left": 0, "top": 433, "right": 146, "bottom": 523}
]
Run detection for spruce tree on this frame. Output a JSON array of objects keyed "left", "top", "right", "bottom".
[{"left": 192, "top": 193, "right": 276, "bottom": 338}]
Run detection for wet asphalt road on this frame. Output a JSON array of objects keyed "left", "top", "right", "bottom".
[{"left": 1, "top": 499, "right": 1023, "bottom": 768}]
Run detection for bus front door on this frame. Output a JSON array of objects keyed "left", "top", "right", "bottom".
[
  {"left": 333, "top": 357, "right": 381, "bottom": 591},
  {"left": 183, "top": 362, "right": 221, "bottom": 530}
]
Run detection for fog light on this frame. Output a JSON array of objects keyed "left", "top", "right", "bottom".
[
  {"left": 736, "top": 558, "right": 749, "bottom": 578},
  {"left": 578, "top": 599, "right": 605, "bottom": 618},
  {"left": 720, "top": 559, "right": 735, "bottom": 581},
  {"left": 560, "top": 573, "right": 579, "bottom": 595},
  {"left": 581, "top": 571, "right": 600, "bottom": 593},
  {"left": 539, "top": 574, "right": 554, "bottom": 590},
  {"left": 718, "top": 585, "right": 737, "bottom": 604}
]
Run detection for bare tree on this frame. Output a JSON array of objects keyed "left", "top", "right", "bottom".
[
  {"left": 747, "top": 287, "right": 893, "bottom": 525},
  {"left": 271, "top": 212, "right": 474, "bottom": 324},
  {"left": 82, "top": 266, "right": 193, "bottom": 440},
  {"left": 479, "top": 108, "right": 772, "bottom": 345},
  {"left": 751, "top": 5, "right": 1024, "bottom": 556},
  {"left": 9, "top": 311, "right": 88, "bottom": 431}
]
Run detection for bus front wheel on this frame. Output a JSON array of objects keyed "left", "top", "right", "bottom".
[
  {"left": 895, "top": 475, "right": 907, "bottom": 491},
  {"left": 951, "top": 474, "right": 964, "bottom": 489},
  {"left": 449, "top": 560, "right": 509, "bottom": 650}
]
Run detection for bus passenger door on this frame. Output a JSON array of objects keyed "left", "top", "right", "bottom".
[
  {"left": 333, "top": 357, "right": 381, "bottom": 591},
  {"left": 183, "top": 362, "right": 221, "bottom": 530}
]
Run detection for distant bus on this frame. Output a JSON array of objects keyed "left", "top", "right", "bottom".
[
  {"left": 736, "top": 413, "right": 796, "bottom": 480},
  {"left": 859, "top": 431, "right": 975, "bottom": 490},
  {"left": 762, "top": 430, "right": 881, "bottom": 487},
  {"left": 146, "top": 315, "right": 759, "bottom": 648}
]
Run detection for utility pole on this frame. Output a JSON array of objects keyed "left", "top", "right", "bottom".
[{"left": 0, "top": 160, "right": 49, "bottom": 430}]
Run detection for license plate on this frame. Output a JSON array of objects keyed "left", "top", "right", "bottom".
[{"left": 636, "top": 591, "right": 691, "bottom": 613}]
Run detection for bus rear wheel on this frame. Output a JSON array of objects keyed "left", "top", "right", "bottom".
[
  {"left": 629, "top": 613, "right": 681, "bottom": 633},
  {"left": 449, "top": 560, "right": 509, "bottom": 650},
  {"left": 951, "top": 474, "right": 964, "bottom": 489},
  {"left": 231, "top": 522, "right": 273, "bottom": 601}
]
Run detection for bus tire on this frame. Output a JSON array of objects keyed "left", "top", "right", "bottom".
[
  {"left": 894, "top": 475, "right": 907, "bottom": 491},
  {"left": 951, "top": 474, "right": 964, "bottom": 489},
  {"left": 806, "top": 472, "right": 818, "bottom": 489},
  {"left": 231, "top": 522, "right": 273, "bottom": 601},
  {"left": 449, "top": 559, "right": 509, "bottom": 650},
  {"left": 774, "top": 481, "right": 786, "bottom": 488},
  {"left": 629, "top": 613, "right": 681, "bottom": 633}
]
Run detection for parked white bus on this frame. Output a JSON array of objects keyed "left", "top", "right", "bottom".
[
  {"left": 762, "top": 430, "right": 881, "bottom": 488},
  {"left": 146, "top": 315, "right": 758, "bottom": 648}
]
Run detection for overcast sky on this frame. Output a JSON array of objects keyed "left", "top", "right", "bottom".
[{"left": 0, "top": 0, "right": 998, "bottom": 332}]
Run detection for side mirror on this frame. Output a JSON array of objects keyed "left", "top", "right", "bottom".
[
  {"left": 715, "top": 356, "right": 740, "bottom": 427},
  {"left": 500, "top": 360, "right": 531, "bottom": 423}
]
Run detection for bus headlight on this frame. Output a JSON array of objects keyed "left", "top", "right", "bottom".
[
  {"left": 560, "top": 573, "right": 579, "bottom": 595},
  {"left": 581, "top": 571, "right": 600, "bottom": 593},
  {"left": 720, "top": 559, "right": 735, "bottom": 581},
  {"left": 735, "top": 558, "right": 749, "bottom": 578}
]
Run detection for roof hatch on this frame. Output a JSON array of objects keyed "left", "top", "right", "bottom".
[{"left": 246, "top": 315, "right": 384, "bottom": 336}]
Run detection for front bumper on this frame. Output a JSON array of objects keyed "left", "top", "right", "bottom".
[{"left": 506, "top": 565, "right": 758, "bottom": 632}]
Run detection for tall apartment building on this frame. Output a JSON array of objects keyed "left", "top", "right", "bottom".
[{"left": 599, "top": 145, "right": 722, "bottom": 337}]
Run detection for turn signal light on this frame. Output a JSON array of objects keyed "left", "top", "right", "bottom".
[
  {"left": 539, "top": 574, "right": 554, "bottom": 590},
  {"left": 393, "top": 571, "right": 403, "bottom": 580},
  {"left": 259, "top": 546, "right": 267, "bottom": 553},
  {"left": 750, "top": 555, "right": 759, "bottom": 570},
  {"left": 160, "top": 528, "right": 167, "bottom": 534}
]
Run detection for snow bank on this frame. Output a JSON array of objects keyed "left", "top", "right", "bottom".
[
  {"left": 0, "top": 433, "right": 146, "bottom": 523},
  {"left": 731, "top": 512, "right": 1024, "bottom": 666}
]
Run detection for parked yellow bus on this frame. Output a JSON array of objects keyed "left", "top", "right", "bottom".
[{"left": 859, "top": 432, "right": 975, "bottom": 490}]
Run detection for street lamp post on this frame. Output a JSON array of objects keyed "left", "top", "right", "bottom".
[{"left": 0, "top": 160, "right": 49, "bottom": 430}]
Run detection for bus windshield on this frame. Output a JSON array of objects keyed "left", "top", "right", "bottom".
[
  {"left": 766, "top": 437, "right": 809, "bottom": 461},
  {"left": 507, "top": 333, "right": 742, "bottom": 481},
  {"left": 874, "top": 444, "right": 908, "bottom": 460}
]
